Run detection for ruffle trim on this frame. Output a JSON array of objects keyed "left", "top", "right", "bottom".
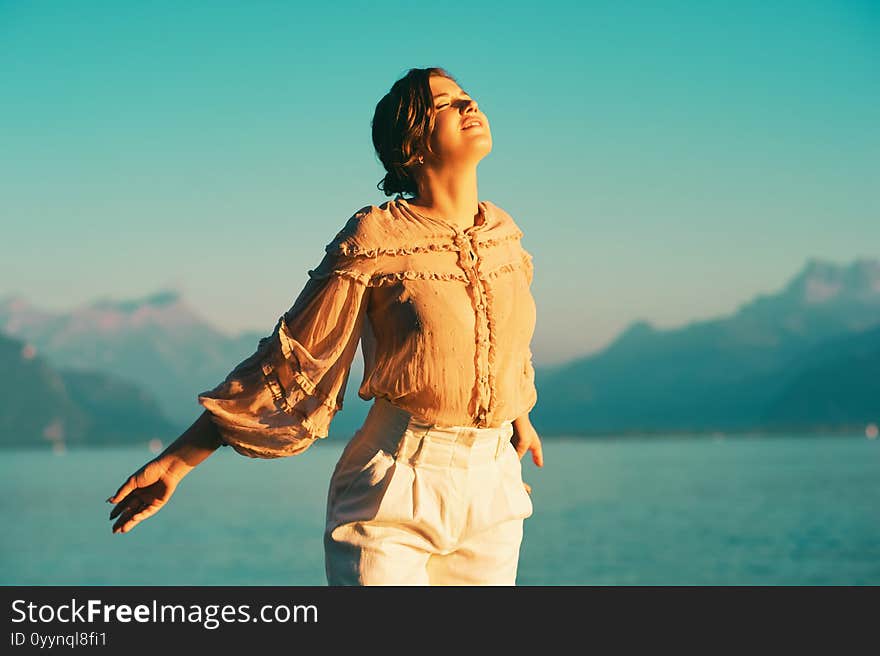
[
  {"left": 483, "top": 261, "right": 521, "bottom": 280},
  {"left": 209, "top": 419, "right": 324, "bottom": 460},
  {"left": 308, "top": 267, "right": 470, "bottom": 286},
  {"left": 266, "top": 317, "right": 342, "bottom": 414},
  {"left": 260, "top": 360, "right": 339, "bottom": 424},
  {"left": 483, "top": 264, "right": 499, "bottom": 422},
  {"left": 475, "top": 228, "right": 523, "bottom": 248},
  {"left": 226, "top": 438, "right": 319, "bottom": 460},
  {"left": 310, "top": 248, "right": 530, "bottom": 287},
  {"left": 521, "top": 249, "right": 534, "bottom": 283},
  {"left": 326, "top": 228, "right": 523, "bottom": 259},
  {"left": 328, "top": 238, "right": 458, "bottom": 258},
  {"left": 264, "top": 362, "right": 340, "bottom": 413},
  {"left": 473, "top": 247, "right": 532, "bottom": 422},
  {"left": 482, "top": 252, "right": 534, "bottom": 280}
]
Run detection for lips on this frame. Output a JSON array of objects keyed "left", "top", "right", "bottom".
[{"left": 460, "top": 117, "right": 482, "bottom": 130}]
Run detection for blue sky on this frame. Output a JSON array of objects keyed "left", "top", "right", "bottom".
[{"left": 1, "top": 0, "right": 877, "bottom": 364}]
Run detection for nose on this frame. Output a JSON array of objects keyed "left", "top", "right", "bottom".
[{"left": 462, "top": 98, "right": 479, "bottom": 114}]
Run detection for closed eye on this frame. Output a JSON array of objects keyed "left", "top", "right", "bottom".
[{"left": 434, "top": 91, "right": 473, "bottom": 111}]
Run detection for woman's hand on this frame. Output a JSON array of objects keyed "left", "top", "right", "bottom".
[
  {"left": 106, "top": 454, "right": 191, "bottom": 534},
  {"left": 511, "top": 413, "right": 544, "bottom": 495},
  {"left": 105, "top": 412, "right": 224, "bottom": 534}
]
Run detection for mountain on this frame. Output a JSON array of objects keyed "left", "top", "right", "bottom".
[
  {"left": 530, "top": 257, "right": 880, "bottom": 435},
  {"left": 0, "top": 290, "right": 266, "bottom": 429},
  {"left": 760, "top": 323, "right": 880, "bottom": 430},
  {"left": 0, "top": 332, "right": 177, "bottom": 448}
]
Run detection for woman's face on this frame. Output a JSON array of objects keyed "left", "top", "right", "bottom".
[{"left": 422, "top": 75, "right": 492, "bottom": 167}]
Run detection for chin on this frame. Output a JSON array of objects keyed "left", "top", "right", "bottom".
[{"left": 470, "top": 136, "right": 493, "bottom": 160}]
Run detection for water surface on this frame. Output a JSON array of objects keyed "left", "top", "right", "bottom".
[{"left": 1, "top": 434, "right": 877, "bottom": 585}]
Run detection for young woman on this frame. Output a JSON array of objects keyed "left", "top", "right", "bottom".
[{"left": 106, "top": 67, "right": 544, "bottom": 586}]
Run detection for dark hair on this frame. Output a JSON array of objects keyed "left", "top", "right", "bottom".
[{"left": 372, "top": 67, "right": 457, "bottom": 198}]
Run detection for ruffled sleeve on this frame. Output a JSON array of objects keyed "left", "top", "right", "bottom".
[
  {"left": 197, "top": 250, "right": 370, "bottom": 459},
  {"left": 521, "top": 245, "right": 534, "bottom": 286}
]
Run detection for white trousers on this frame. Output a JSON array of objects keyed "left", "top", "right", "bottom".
[{"left": 324, "top": 397, "right": 533, "bottom": 585}]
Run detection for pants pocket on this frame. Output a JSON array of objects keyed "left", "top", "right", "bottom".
[
  {"left": 328, "top": 443, "right": 414, "bottom": 529},
  {"left": 335, "top": 446, "right": 393, "bottom": 502},
  {"left": 502, "top": 442, "right": 534, "bottom": 520}
]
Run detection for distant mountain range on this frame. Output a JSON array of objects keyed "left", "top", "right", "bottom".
[
  {"left": 530, "top": 258, "right": 880, "bottom": 435},
  {"left": 2, "top": 257, "right": 878, "bottom": 448},
  {"left": 0, "top": 332, "right": 176, "bottom": 448},
  {"left": 0, "top": 290, "right": 264, "bottom": 428}
]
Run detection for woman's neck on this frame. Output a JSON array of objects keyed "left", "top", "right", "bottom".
[{"left": 408, "top": 166, "right": 480, "bottom": 231}]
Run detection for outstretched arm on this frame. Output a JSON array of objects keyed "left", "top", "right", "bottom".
[{"left": 106, "top": 411, "right": 224, "bottom": 534}]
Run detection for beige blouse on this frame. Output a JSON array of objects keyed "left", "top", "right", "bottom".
[{"left": 197, "top": 197, "right": 538, "bottom": 459}]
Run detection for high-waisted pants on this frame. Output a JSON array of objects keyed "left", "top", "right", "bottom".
[{"left": 324, "top": 397, "right": 533, "bottom": 585}]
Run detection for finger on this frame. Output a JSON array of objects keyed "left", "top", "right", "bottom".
[
  {"left": 111, "top": 505, "right": 137, "bottom": 533},
  {"left": 515, "top": 441, "right": 528, "bottom": 459},
  {"left": 118, "top": 501, "right": 162, "bottom": 534},
  {"left": 109, "top": 494, "right": 140, "bottom": 520},
  {"left": 108, "top": 476, "right": 139, "bottom": 505},
  {"left": 115, "top": 498, "right": 163, "bottom": 534},
  {"left": 112, "top": 502, "right": 145, "bottom": 533},
  {"left": 523, "top": 481, "right": 532, "bottom": 495},
  {"left": 109, "top": 498, "right": 131, "bottom": 520},
  {"left": 531, "top": 438, "right": 544, "bottom": 468}
]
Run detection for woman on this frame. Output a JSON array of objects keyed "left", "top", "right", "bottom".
[{"left": 106, "top": 67, "right": 544, "bottom": 586}]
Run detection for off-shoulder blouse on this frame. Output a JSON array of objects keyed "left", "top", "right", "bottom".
[{"left": 197, "top": 197, "right": 538, "bottom": 458}]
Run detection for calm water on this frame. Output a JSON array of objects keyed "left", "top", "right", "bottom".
[{"left": 1, "top": 434, "right": 878, "bottom": 585}]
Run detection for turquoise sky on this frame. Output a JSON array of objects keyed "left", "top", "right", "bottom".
[{"left": 2, "top": 1, "right": 877, "bottom": 364}]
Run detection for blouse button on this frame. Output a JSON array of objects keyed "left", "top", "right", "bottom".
[{"left": 476, "top": 303, "right": 484, "bottom": 310}]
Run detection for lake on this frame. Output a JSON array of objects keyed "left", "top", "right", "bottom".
[{"left": 1, "top": 434, "right": 878, "bottom": 585}]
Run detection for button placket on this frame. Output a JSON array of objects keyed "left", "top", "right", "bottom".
[
  {"left": 474, "top": 237, "right": 492, "bottom": 425},
  {"left": 450, "top": 229, "right": 493, "bottom": 427}
]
